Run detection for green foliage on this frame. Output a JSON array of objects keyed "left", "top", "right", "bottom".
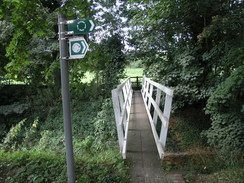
[
  {"left": 2, "top": 119, "right": 26, "bottom": 150},
  {"left": 94, "top": 98, "right": 117, "bottom": 146},
  {"left": 2, "top": 0, "right": 52, "bottom": 81},
  {"left": 184, "top": 167, "right": 244, "bottom": 183},
  {"left": 167, "top": 119, "right": 204, "bottom": 152},
  {"left": 0, "top": 20, "right": 13, "bottom": 76},
  {"left": 126, "top": 0, "right": 244, "bottom": 152},
  {"left": 29, "top": 87, "right": 61, "bottom": 115},
  {"left": 87, "top": 34, "right": 127, "bottom": 94},
  {"left": 167, "top": 106, "right": 211, "bottom": 152},
  {"left": 0, "top": 102, "right": 29, "bottom": 116},
  {"left": 0, "top": 150, "right": 128, "bottom": 183},
  {"left": 1, "top": 0, "right": 242, "bottom": 180},
  {"left": 201, "top": 168, "right": 244, "bottom": 183},
  {"left": 193, "top": 150, "right": 244, "bottom": 174},
  {"left": 165, "top": 109, "right": 243, "bottom": 178},
  {"left": 1, "top": 85, "right": 119, "bottom": 152},
  {"left": 0, "top": 83, "right": 129, "bottom": 182},
  {"left": 0, "top": 85, "right": 32, "bottom": 140},
  {"left": 1, "top": 0, "right": 127, "bottom": 88},
  {"left": 127, "top": 59, "right": 144, "bottom": 69},
  {"left": 127, "top": 0, "right": 243, "bottom": 107},
  {"left": 203, "top": 66, "right": 244, "bottom": 150},
  {"left": 0, "top": 151, "right": 65, "bottom": 183}
]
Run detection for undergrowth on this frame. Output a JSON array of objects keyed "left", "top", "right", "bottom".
[
  {"left": 165, "top": 106, "right": 244, "bottom": 182},
  {"left": 0, "top": 85, "right": 128, "bottom": 182},
  {"left": 166, "top": 106, "right": 210, "bottom": 152},
  {"left": 0, "top": 150, "right": 128, "bottom": 183}
]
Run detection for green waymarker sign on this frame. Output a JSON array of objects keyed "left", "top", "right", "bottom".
[
  {"left": 69, "top": 37, "right": 88, "bottom": 59},
  {"left": 67, "top": 18, "right": 96, "bottom": 35}
]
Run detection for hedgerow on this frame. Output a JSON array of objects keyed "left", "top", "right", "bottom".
[{"left": 203, "top": 65, "right": 244, "bottom": 150}]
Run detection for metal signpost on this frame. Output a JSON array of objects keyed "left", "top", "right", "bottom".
[{"left": 58, "top": 14, "right": 96, "bottom": 183}]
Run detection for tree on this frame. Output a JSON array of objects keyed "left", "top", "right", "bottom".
[
  {"left": 203, "top": 65, "right": 244, "bottom": 150},
  {"left": 126, "top": 0, "right": 244, "bottom": 150},
  {"left": 127, "top": 0, "right": 243, "bottom": 107},
  {"left": 86, "top": 34, "right": 126, "bottom": 95},
  {"left": 0, "top": 0, "right": 127, "bottom": 89}
]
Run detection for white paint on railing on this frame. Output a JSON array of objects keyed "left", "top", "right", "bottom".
[
  {"left": 141, "top": 76, "right": 174, "bottom": 159},
  {"left": 111, "top": 78, "right": 133, "bottom": 159}
]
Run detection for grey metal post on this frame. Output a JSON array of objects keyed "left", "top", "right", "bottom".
[{"left": 58, "top": 14, "right": 75, "bottom": 183}]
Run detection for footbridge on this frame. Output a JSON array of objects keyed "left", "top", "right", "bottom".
[{"left": 112, "top": 77, "right": 174, "bottom": 183}]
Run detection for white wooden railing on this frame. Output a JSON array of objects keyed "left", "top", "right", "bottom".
[
  {"left": 141, "top": 76, "right": 174, "bottom": 159},
  {"left": 111, "top": 78, "right": 133, "bottom": 159}
]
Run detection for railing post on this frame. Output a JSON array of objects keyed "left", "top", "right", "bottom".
[
  {"left": 145, "top": 79, "right": 150, "bottom": 103},
  {"left": 141, "top": 76, "right": 145, "bottom": 96},
  {"left": 153, "top": 88, "right": 161, "bottom": 126},
  {"left": 112, "top": 89, "right": 124, "bottom": 152},
  {"left": 125, "top": 80, "right": 130, "bottom": 127},
  {"left": 127, "top": 79, "right": 132, "bottom": 116},
  {"left": 159, "top": 94, "right": 173, "bottom": 148},
  {"left": 122, "top": 82, "right": 128, "bottom": 126},
  {"left": 148, "top": 84, "right": 154, "bottom": 111},
  {"left": 118, "top": 91, "right": 124, "bottom": 114},
  {"left": 118, "top": 90, "right": 127, "bottom": 130}
]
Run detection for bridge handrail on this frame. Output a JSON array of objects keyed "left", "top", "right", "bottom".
[
  {"left": 111, "top": 77, "right": 133, "bottom": 159},
  {"left": 141, "top": 76, "right": 174, "bottom": 159}
]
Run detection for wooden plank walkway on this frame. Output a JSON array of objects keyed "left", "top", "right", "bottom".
[{"left": 126, "top": 91, "right": 168, "bottom": 183}]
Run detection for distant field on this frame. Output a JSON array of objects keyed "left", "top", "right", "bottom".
[
  {"left": 1, "top": 68, "right": 144, "bottom": 85},
  {"left": 125, "top": 68, "right": 144, "bottom": 77},
  {"left": 81, "top": 68, "right": 144, "bottom": 83}
]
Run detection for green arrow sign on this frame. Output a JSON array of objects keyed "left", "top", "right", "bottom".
[
  {"left": 69, "top": 37, "right": 89, "bottom": 59},
  {"left": 67, "top": 18, "right": 96, "bottom": 35}
]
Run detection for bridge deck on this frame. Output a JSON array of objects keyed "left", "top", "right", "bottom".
[{"left": 126, "top": 91, "right": 168, "bottom": 183}]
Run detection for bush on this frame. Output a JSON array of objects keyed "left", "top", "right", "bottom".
[
  {"left": 0, "top": 150, "right": 128, "bottom": 183},
  {"left": 0, "top": 85, "right": 32, "bottom": 140},
  {"left": 94, "top": 98, "right": 117, "bottom": 146},
  {"left": 2, "top": 119, "right": 26, "bottom": 150},
  {"left": 203, "top": 65, "right": 244, "bottom": 150},
  {"left": 0, "top": 83, "right": 128, "bottom": 182}
]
